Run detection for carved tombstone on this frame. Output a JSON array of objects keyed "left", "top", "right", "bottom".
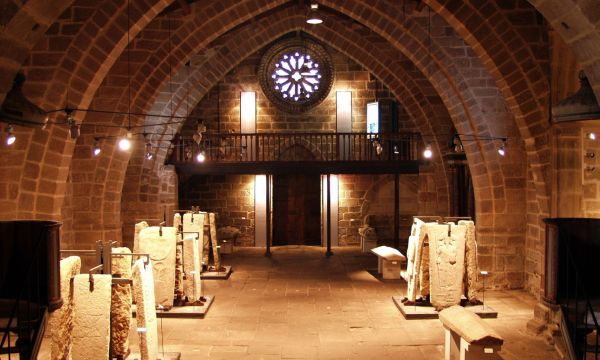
[
  {"left": 132, "top": 259, "right": 158, "bottom": 360},
  {"left": 208, "top": 212, "right": 221, "bottom": 269},
  {"left": 428, "top": 223, "right": 467, "bottom": 310},
  {"left": 182, "top": 233, "right": 202, "bottom": 301},
  {"left": 133, "top": 221, "right": 149, "bottom": 254},
  {"left": 458, "top": 220, "right": 481, "bottom": 302},
  {"left": 111, "top": 247, "right": 132, "bottom": 357},
  {"left": 49, "top": 256, "right": 81, "bottom": 360},
  {"left": 182, "top": 212, "right": 205, "bottom": 268},
  {"left": 406, "top": 218, "right": 428, "bottom": 302},
  {"left": 138, "top": 226, "right": 177, "bottom": 308},
  {"left": 71, "top": 274, "right": 112, "bottom": 360}
]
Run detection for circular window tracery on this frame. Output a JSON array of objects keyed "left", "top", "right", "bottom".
[{"left": 259, "top": 39, "right": 333, "bottom": 113}]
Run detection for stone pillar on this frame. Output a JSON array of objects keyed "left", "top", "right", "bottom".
[
  {"left": 138, "top": 226, "right": 177, "bottom": 309},
  {"left": 132, "top": 259, "right": 158, "bottom": 360},
  {"left": 71, "top": 274, "right": 112, "bottom": 360},
  {"left": 111, "top": 247, "right": 132, "bottom": 357},
  {"left": 49, "top": 256, "right": 81, "bottom": 360},
  {"left": 182, "top": 234, "right": 202, "bottom": 301}
]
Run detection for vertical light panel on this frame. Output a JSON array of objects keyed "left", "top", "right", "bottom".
[
  {"left": 240, "top": 91, "right": 256, "bottom": 161},
  {"left": 336, "top": 91, "right": 352, "bottom": 160},
  {"left": 321, "top": 175, "right": 339, "bottom": 247},
  {"left": 254, "top": 175, "right": 267, "bottom": 247},
  {"left": 367, "top": 102, "right": 379, "bottom": 135}
]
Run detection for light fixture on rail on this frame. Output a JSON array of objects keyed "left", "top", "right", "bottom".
[
  {"left": 497, "top": 139, "right": 507, "bottom": 157},
  {"left": 93, "top": 137, "right": 101, "bottom": 156},
  {"left": 67, "top": 109, "right": 79, "bottom": 139},
  {"left": 452, "top": 135, "right": 464, "bottom": 153},
  {"left": 118, "top": 129, "right": 132, "bottom": 151},
  {"left": 588, "top": 132, "right": 596, "bottom": 141},
  {"left": 196, "top": 150, "right": 206, "bottom": 163},
  {"left": 145, "top": 134, "right": 153, "bottom": 160},
  {"left": 306, "top": 3, "right": 323, "bottom": 24},
  {"left": 5, "top": 125, "right": 15, "bottom": 146},
  {"left": 423, "top": 144, "right": 433, "bottom": 159}
]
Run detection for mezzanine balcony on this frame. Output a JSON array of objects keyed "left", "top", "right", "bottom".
[{"left": 168, "top": 132, "right": 424, "bottom": 175}]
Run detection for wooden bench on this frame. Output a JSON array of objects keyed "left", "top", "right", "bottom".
[
  {"left": 439, "top": 306, "right": 503, "bottom": 360},
  {"left": 370, "top": 246, "right": 406, "bottom": 279}
]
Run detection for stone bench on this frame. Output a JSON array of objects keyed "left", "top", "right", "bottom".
[
  {"left": 370, "top": 246, "right": 406, "bottom": 279},
  {"left": 439, "top": 306, "right": 504, "bottom": 360}
]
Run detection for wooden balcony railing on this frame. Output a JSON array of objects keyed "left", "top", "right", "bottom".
[{"left": 170, "top": 132, "right": 421, "bottom": 164}]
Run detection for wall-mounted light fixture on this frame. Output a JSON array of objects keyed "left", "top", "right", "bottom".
[
  {"left": 196, "top": 150, "right": 206, "bottom": 163},
  {"left": 497, "top": 139, "right": 507, "bottom": 157},
  {"left": 423, "top": 144, "right": 433, "bottom": 159},
  {"left": 93, "top": 137, "right": 101, "bottom": 156},
  {"left": 5, "top": 125, "right": 15, "bottom": 146},
  {"left": 588, "top": 132, "right": 596, "bottom": 141}
]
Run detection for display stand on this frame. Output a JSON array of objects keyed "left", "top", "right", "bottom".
[
  {"left": 132, "top": 295, "right": 214, "bottom": 318},
  {"left": 125, "top": 352, "right": 181, "bottom": 360}
]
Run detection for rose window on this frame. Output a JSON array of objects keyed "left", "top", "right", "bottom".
[
  {"left": 271, "top": 52, "right": 322, "bottom": 102},
  {"left": 259, "top": 38, "right": 333, "bottom": 112}
]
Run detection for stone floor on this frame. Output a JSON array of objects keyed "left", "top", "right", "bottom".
[{"left": 40, "top": 246, "right": 560, "bottom": 359}]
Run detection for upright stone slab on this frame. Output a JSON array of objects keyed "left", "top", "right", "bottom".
[
  {"left": 132, "top": 259, "right": 158, "bottom": 360},
  {"left": 174, "top": 234, "right": 184, "bottom": 301},
  {"left": 173, "top": 213, "right": 182, "bottom": 231},
  {"left": 134, "top": 221, "right": 149, "bottom": 254},
  {"left": 458, "top": 220, "right": 481, "bottom": 302},
  {"left": 138, "top": 226, "right": 177, "bottom": 308},
  {"left": 182, "top": 233, "right": 202, "bottom": 301},
  {"left": 111, "top": 247, "right": 132, "bottom": 357},
  {"left": 428, "top": 223, "right": 467, "bottom": 310},
  {"left": 71, "top": 274, "right": 112, "bottom": 360},
  {"left": 49, "top": 256, "right": 81, "bottom": 360},
  {"left": 208, "top": 212, "right": 221, "bottom": 269},
  {"left": 407, "top": 218, "right": 428, "bottom": 302},
  {"left": 183, "top": 212, "right": 205, "bottom": 267}
]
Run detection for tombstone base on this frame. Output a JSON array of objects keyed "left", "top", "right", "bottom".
[
  {"left": 126, "top": 351, "right": 181, "bottom": 360},
  {"left": 201, "top": 265, "right": 232, "bottom": 279},
  {"left": 393, "top": 296, "right": 498, "bottom": 320},
  {"left": 132, "top": 295, "right": 214, "bottom": 318}
]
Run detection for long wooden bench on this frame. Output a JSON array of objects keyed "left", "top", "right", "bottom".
[
  {"left": 370, "top": 246, "right": 406, "bottom": 279},
  {"left": 439, "top": 305, "right": 503, "bottom": 360}
]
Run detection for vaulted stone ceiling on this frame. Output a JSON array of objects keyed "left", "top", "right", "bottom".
[{"left": 0, "top": 0, "right": 598, "bottom": 294}]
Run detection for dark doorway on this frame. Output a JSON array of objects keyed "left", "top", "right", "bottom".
[{"left": 272, "top": 174, "right": 321, "bottom": 246}]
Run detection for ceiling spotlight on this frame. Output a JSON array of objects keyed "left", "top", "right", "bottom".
[
  {"left": 393, "top": 145, "right": 399, "bottom": 154},
  {"left": 453, "top": 135, "right": 464, "bottom": 153},
  {"left": 498, "top": 139, "right": 507, "bottom": 156},
  {"left": 145, "top": 141, "right": 153, "bottom": 160},
  {"left": 5, "top": 125, "right": 15, "bottom": 146},
  {"left": 118, "top": 130, "right": 132, "bottom": 151},
  {"left": 196, "top": 151, "right": 206, "bottom": 163},
  {"left": 588, "top": 132, "right": 596, "bottom": 141},
  {"left": 69, "top": 122, "right": 79, "bottom": 139},
  {"left": 306, "top": 3, "right": 323, "bottom": 24},
  {"left": 423, "top": 144, "right": 433, "bottom": 159},
  {"left": 93, "top": 138, "right": 101, "bottom": 156}
]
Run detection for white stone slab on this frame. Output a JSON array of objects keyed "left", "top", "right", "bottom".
[
  {"left": 407, "top": 218, "right": 429, "bottom": 302},
  {"left": 111, "top": 247, "right": 132, "bottom": 357},
  {"left": 132, "top": 259, "right": 158, "bottom": 360},
  {"left": 138, "top": 226, "right": 177, "bottom": 308},
  {"left": 183, "top": 212, "right": 205, "bottom": 268},
  {"left": 429, "top": 224, "right": 467, "bottom": 309},
  {"left": 134, "top": 221, "right": 149, "bottom": 254},
  {"left": 71, "top": 274, "right": 112, "bottom": 360},
  {"left": 49, "top": 256, "right": 81, "bottom": 360},
  {"left": 458, "top": 220, "right": 481, "bottom": 302},
  {"left": 208, "top": 212, "right": 221, "bottom": 269}
]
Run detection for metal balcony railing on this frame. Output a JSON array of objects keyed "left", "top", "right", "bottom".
[{"left": 170, "top": 132, "right": 421, "bottom": 164}]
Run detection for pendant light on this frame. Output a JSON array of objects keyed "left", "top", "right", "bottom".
[{"left": 306, "top": 3, "right": 323, "bottom": 25}]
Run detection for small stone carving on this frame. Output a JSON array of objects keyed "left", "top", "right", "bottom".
[
  {"left": 217, "top": 226, "right": 241, "bottom": 245},
  {"left": 358, "top": 215, "right": 377, "bottom": 252},
  {"left": 71, "top": 274, "right": 112, "bottom": 360},
  {"left": 49, "top": 256, "right": 81, "bottom": 360},
  {"left": 132, "top": 259, "right": 158, "bottom": 360},
  {"left": 138, "top": 226, "right": 177, "bottom": 308},
  {"left": 111, "top": 247, "right": 132, "bottom": 357}
]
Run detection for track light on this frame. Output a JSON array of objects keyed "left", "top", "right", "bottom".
[
  {"left": 498, "top": 139, "right": 507, "bottom": 156},
  {"left": 423, "top": 144, "right": 432, "bottom": 159},
  {"left": 5, "top": 125, "right": 15, "bottom": 146},
  {"left": 196, "top": 151, "right": 206, "bottom": 163},
  {"left": 588, "top": 132, "right": 596, "bottom": 141},
  {"left": 452, "top": 135, "right": 464, "bottom": 153},
  {"left": 66, "top": 110, "right": 79, "bottom": 139},
  {"left": 393, "top": 145, "right": 399, "bottom": 154},
  {"left": 145, "top": 141, "right": 153, "bottom": 160},
  {"left": 306, "top": 3, "right": 323, "bottom": 24},
  {"left": 93, "top": 137, "right": 101, "bottom": 156},
  {"left": 118, "top": 130, "right": 132, "bottom": 151}
]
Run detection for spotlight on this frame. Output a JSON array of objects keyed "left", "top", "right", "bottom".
[
  {"left": 588, "top": 132, "right": 596, "bottom": 141},
  {"left": 118, "top": 130, "right": 132, "bottom": 151},
  {"left": 93, "top": 138, "right": 101, "bottom": 156},
  {"left": 423, "top": 144, "right": 432, "bottom": 159},
  {"left": 5, "top": 125, "right": 15, "bottom": 146},
  {"left": 145, "top": 141, "right": 153, "bottom": 160},
  {"left": 196, "top": 151, "right": 206, "bottom": 163},
  {"left": 452, "top": 135, "right": 463, "bottom": 153},
  {"left": 498, "top": 139, "right": 506, "bottom": 156},
  {"left": 306, "top": 3, "right": 323, "bottom": 24},
  {"left": 393, "top": 145, "right": 399, "bottom": 154},
  {"left": 69, "top": 122, "right": 79, "bottom": 139}
]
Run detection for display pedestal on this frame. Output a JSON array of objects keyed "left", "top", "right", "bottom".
[
  {"left": 126, "top": 352, "right": 181, "bottom": 360},
  {"left": 132, "top": 295, "right": 214, "bottom": 318},
  {"left": 392, "top": 296, "right": 497, "bottom": 320},
  {"left": 201, "top": 265, "right": 232, "bottom": 279}
]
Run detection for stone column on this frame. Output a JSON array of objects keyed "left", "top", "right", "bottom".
[
  {"left": 132, "top": 259, "right": 158, "bottom": 360},
  {"left": 111, "top": 247, "right": 132, "bottom": 357},
  {"left": 71, "top": 274, "right": 112, "bottom": 360},
  {"left": 49, "top": 256, "right": 81, "bottom": 360}
]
